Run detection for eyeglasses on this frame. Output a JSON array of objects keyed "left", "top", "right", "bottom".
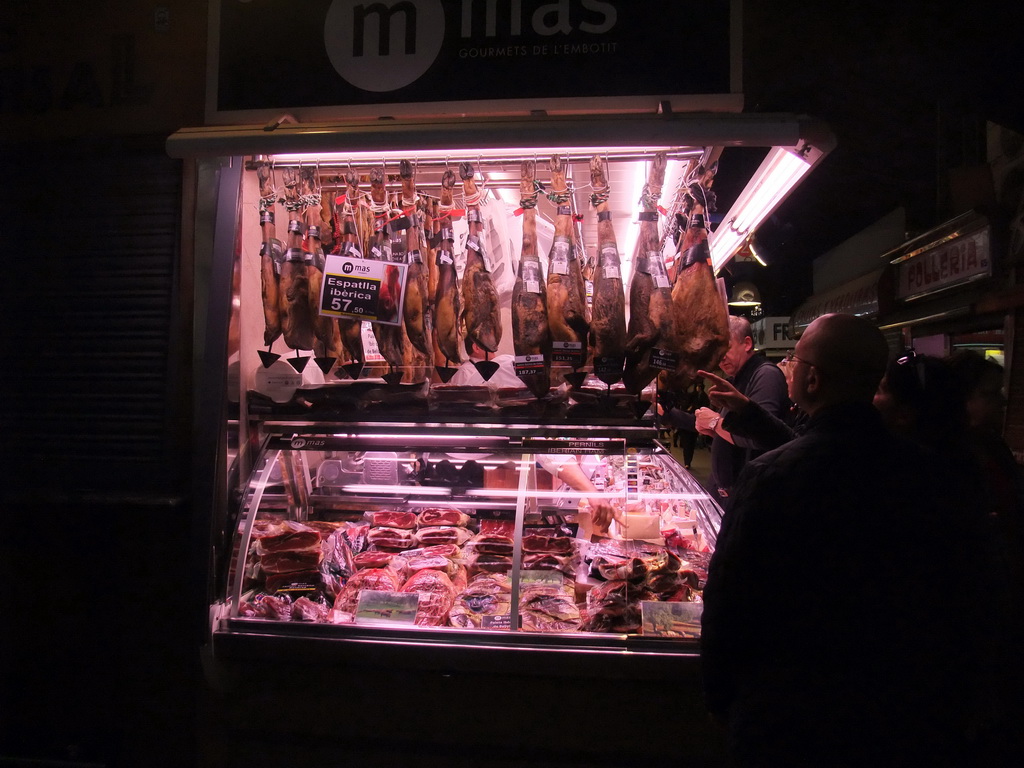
[{"left": 784, "top": 352, "right": 815, "bottom": 367}]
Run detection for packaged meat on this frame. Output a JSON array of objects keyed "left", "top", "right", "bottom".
[
  {"left": 319, "top": 529, "right": 356, "bottom": 599},
  {"left": 401, "top": 569, "right": 457, "bottom": 627},
  {"left": 416, "top": 507, "right": 470, "bottom": 528},
  {"left": 521, "top": 533, "right": 573, "bottom": 554},
  {"left": 291, "top": 596, "right": 329, "bottom": 622},
  {"left": 463, "top": 532, "right": 514, "bottom": 556},
  {"left": 367, "top": 526, "right": 417, "bottom": 551},
  {"left": 254, "top": 520, "right": 322, "bottom": 554},
  {"left": 463, "top": 550, "right": 513, "bottom": 575},
  {"left": 522, "top": 552, "right": 576, "bottom": 576},
  {"left": 332, "top": 567, "right": 402, "bottom": 615},
  {"left": 519, "top": 579, "right": 582, "bottom": 633},
  {"left": 241, "top": 593, "right": 292, "bottom": 621},
  {"left": 259, "top": 549, "right": 323, "bottom": 575},
  {"left": 370, "top": 510, "right": 418, "bottom": 530},
  {"left": 353, "top": 551, "right": 396, "bottom": 570},
  {"left": 415, "top": 526, "right": 473, "bottom": 547},
  {"left": 449, "top": 572, "right": 512, "bottom": 628},
  {"left": 580, "top": 580, "right": 654, "bottom": 633}
]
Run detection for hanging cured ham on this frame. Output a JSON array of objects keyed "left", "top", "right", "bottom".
[
  {"left": 432, "top": 171, "right": 462, "bottom": 366},
  {"left": 665, "top": 162, "right": 729, "bottom": 387},
  {"left": 622, "top": 152, "right": 675, "bottom": 393},
  {"left": 399, "top": 160, "right": 431, "bottom": 358},
  {"left": 256, "top": 161, "right": 282, "bottom": 347},
  {"left": 510, "top": 159, "right": 551, "bottom": 398},
  {"left": 299, "top": 167, "right": 343, "bottom": 363},
  {"left": 278, "top": 167, "right": 316, "bottom": 350},
  {"left": 366, "top": 167, "right": 405, "bottom": 372},
  {"left": 459, "top": 162, "right": 502, "bottom": 354},
  {"left": 587, "top": 156, "right": 627, "bottom": 386},
  {"left": 545, "top": 155, "right": 589, "bottom": 375},
  {"left": 327, "top": 171, "right": 366, "bottom": 372}
]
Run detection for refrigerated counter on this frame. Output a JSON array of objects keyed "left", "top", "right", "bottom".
[{"left": 211, "top": 419, "right": 721, "bottom": 680}]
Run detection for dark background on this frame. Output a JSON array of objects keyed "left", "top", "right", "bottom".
[{"left": 719, "top": 0, "right": 1024, "bottom": 314}]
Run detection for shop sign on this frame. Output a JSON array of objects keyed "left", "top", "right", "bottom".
[
  {"left": 895, "top": 226, "right": 992, "bottom": 300},
  {"left": 211, "top": 0, "right": 731, "bottom": 116},
  {"left": 752, "top": 316, "right": 793, "bottom": 350}
]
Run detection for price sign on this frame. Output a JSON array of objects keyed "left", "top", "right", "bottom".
[
  {"left": 320, "top": 254, "right": 408, "bottom": 325},
  {"left": 355, "top": 590, "right": 419, "bottom": 625}
]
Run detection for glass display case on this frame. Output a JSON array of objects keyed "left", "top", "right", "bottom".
[{"left": 213, "top": 420, "right": 721, "bottom": 653}]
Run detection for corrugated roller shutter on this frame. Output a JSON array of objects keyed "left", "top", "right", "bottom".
[{"left": 0, "top": 136, "right": 188, "bottom": 499}]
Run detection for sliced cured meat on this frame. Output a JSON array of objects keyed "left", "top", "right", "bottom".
[
  {"left": 242, "top": 593, "right": 292, "bottom": 621},
  {"left": 260, "top": 549, "right": 323, "bottom": 575},
  {"left": 449, "top": 572, "right": 512, "bottom": 628},
  {"left": 464, "top": 533, "right": 514, "bottom": 556},
  {"left": 366, "top": 526, "right": 417, "bottom": 551},
  {"left": 521, "top": 533, "right": 573, "bottom": 554},
  {"left": 370, "top": 510, "right": 418, "bottom": 529},
  {"left": 401, "top": 569, "right": 457, "bottom": 627},
  {"left": 415, "top": 525, "right": 472, "bottom": 547},
  {"left": 580, "top": 580, "right": 653, "bottom": 633},
  {"left": 353, "top": 551, "right": 395, "bottom": 570},
  {"left": 333, "top": 567, "right": 402, "bottom": 614},
  {"left": 291, "top": 596, "right": 329, "bottom": 622},
  {"left": 254, "top": 521, "right": 322, "bottom": 554},
  {"left": 478, "top": 519, "right": 515, "bottom": 536},
  {"left": 522, "top": 552, "right": 575, "bottom": 576},
  {"left": 520, "top": 581, "right": 582, "bottom": 633},
  {"left": 417, "top": 507, "right": 470, "bottom": 528},
  {"left": 464, "top": 550, "right": 513, "bottom": 574}
]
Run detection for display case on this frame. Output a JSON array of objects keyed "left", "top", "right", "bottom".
[{"left": 213, "top": 419, "right": 721, "bottom": 658}]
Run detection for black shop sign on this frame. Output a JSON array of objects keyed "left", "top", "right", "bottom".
[{"left": 211, "top": 0, "right": 732, "bottom": 116}]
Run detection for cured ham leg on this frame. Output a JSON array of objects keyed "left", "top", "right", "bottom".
[
  {"left": 299, "top": 167, "right": 343, "bottom": 364},
  {"left": 588, "top": 156, "right": 627, "bottom": 386},
  {"left": 459, "top": 162, "right": 502, "bottom": 354},
  {"left": 329, "top": 172, "right": 366, "bottom": 374},
  {"left": 399, "top": 161, "right": 430, "bottom": 357},
  {"left": 432, "top": 174, "right": 462, "bottom": 367},
  {"left": 366, "top": 167, "right": 405, "bottom": 373},
  {"left": 278, "top": 167, "right": 316, "bottom": 350},
  {"left": 545, "top": 155, "right": 589, "bottom": 373},
  {"left": 510, "top": 159, "right": 551, "bottom": 398},
  {"left": 665, "top": 162, "right": 729, "bottom": 387},
  {"left": 256, "top": 161, "right": 282, "bottom": 347},
  {"left": 622, "top": 153, "right": 675, "bottom": 393}
]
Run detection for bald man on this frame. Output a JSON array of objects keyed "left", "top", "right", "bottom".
[{"left": 700, "top": 313, "right": 981, "bottom": 766}]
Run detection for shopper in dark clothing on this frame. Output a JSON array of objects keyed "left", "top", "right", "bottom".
[
  {"left": 701, "top": 314, "right": 984, "bottom": 767},
  {"left": 688, "top": 316, "right": 788, "bottom": 500}
]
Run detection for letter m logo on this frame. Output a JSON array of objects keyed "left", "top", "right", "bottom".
[{"left": 353, "top": 2, "right": 418, "bottom": 56}]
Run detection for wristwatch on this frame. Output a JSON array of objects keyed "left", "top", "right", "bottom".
[{"left": 708, "top": 415, "right": 720, "bottom": 432}]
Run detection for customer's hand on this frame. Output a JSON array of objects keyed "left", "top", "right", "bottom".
[
  {"left": 694, "top": 406, "right": 720, "bottom": 436},
  {"left": 697, "top": 370, "right": 751, "bottom": 412}
]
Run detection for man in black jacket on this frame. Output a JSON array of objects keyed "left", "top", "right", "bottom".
[
  {"left": 690, "top": 315, "right": 788, "bottom": 500},
  {"left": 700, "top": 313, "right": 984, "bottom": 767}
]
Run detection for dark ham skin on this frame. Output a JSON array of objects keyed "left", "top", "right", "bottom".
[
  {"left": 300, "top": 167, "right": 344, "bottom": 361},
  {"left": 277, "top": 167, "right": 316, "bottom": 350},
  {"left": 256, "top": 161, "right": 282, "bottom": 346},
  {"left": 399, "top": 160, "right": 430, "bottom": 356},
  {"left": 432, "top": 174, "right": 462, "bottom": 365},
  {"left": 587, "top": 156, "right": 627, "bottom": 384},
  {"left": 664, "top": 162, "right": 729, "bottom": 389},
  {"left": 366, "top": 167, "right": 405, "bottom": 370},
  {"left": 545, "top": 155, "right": 589, "bottom": 367},
  {"left": 511, "top": 159, "right": 552, "bottom": 398},
  {"left": 459, "top": 162, "right": 503, "bottom": 353},
  {"left": 623, "top": 152, "right": 674, "bottom": 393}
]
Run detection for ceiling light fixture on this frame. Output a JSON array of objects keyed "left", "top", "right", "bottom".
[
  {"left": 727, "top": 281, "right": 762, "bottom": 307},
  {"left": 710, "top": 146, "right": 820, "bottom": 272}
]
